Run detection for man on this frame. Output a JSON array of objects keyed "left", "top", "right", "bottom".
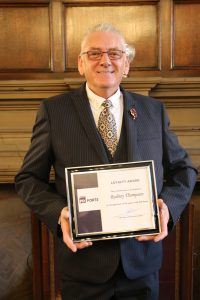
[{"left": 15, "top": 23, "right": 197, "bottom": 299}]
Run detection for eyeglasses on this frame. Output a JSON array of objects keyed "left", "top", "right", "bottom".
[{"left": 81, "top": 49, "right": 125, "bottom": 61}]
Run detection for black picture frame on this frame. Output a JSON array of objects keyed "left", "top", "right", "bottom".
[{"left": 65, "top": 160, "right": 160, "bottom": 242}]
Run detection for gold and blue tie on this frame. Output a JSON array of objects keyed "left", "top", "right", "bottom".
[{"left": 98, "top": 99, "right": 118, "bottom": 157}]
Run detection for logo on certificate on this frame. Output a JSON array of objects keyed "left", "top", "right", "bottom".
[
  {"left": 79, "top": 196, "right": 86, "bottom": 204},
  {"left": 77, "top": 188, "right": 100, "bottom": 212}
]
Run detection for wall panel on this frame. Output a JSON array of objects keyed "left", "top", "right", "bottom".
[
  {"left": 63, "top": 2, "right": 160, "bottom": 71},
  {"left": 0, "top": 184, "right": 32, "bottom": 299},
  {"left": 0, "top": 4, "right": 51, "bottom": 71},
  {"left": 150, "top": 78, "right": 200, "bottom": 172},
  {"left": 172, "top": 1, "right": 200, "bottom": 69}
]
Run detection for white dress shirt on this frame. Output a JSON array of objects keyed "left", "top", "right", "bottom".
[{"left": 86, "top": 83, "right": 123, "bottom": 141}]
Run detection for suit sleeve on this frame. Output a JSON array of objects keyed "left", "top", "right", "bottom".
[
  {"left": 15, "top": 102, "right": 66, "bottom": 235},
  {"left": 159, "top": 105, "right": 197, "bottom": 228}
]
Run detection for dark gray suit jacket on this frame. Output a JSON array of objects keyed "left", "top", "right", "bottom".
[{"left": 15, "top": 83, "right": 197, "bottom": 283}]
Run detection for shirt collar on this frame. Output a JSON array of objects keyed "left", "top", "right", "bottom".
[{"left": 86, "top": 83, "right": 121, "bottom": 110}]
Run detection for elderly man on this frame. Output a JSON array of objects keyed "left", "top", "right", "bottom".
[{"left": 15, "top": 23, "right": 197, "bottom": 299}]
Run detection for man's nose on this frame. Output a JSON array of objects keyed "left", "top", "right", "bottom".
[{"left": 99, "top": 52, "right": 111, "bottom": 64}]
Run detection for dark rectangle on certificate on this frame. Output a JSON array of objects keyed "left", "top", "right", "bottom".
[{"left": 65, "top": 160, "right": 160, "bottom": 242}]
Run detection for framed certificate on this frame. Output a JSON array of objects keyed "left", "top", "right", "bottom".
[{"left": 65, "top": 160, "right": 160, "bottom": 242}]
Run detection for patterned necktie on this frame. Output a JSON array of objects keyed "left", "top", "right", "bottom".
[{"left": 98, "top": 99, "right": 118, "bottom": 157}]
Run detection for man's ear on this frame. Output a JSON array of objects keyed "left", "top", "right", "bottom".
[
  {"left": 123, "top": 58, "right": 130, "bottom": 77},
  {"left": 78, "top": 55, "right": 84, "bottom": 76}
]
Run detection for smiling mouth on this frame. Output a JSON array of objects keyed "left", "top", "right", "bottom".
[{"left": 97, "top": 70, "right": 114, "bottom": 74}]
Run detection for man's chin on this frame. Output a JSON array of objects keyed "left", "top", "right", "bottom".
[{"left": 95, "top": 77, "right": 117, "bottom": 88}]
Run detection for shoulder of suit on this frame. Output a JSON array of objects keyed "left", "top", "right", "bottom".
[
  {"left": 42, "top": 89, "right": 80, "bottom": 107},
  {"left": 42, "top": 84, "right": 85, "bottom": 106},
  {"left": 127, "top": 91, "right": 163, "bottom": 107}
]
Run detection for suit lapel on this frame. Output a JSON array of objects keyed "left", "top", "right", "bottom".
[
  {"left": 122, "top": 88, "right": 140, "bottom": 162},
  {"left": 72, "top": 84, "right": 109, "bottom": 163},
  {"left": 72, "top": 84, "right": 140, "bottom": 164}
]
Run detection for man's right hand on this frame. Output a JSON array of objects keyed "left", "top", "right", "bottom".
[{"left": 60, "top": 207, "right": 93, "bottom": 252}]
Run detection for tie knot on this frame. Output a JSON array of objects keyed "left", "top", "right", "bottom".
[{"left": 102, "top": 99, "right": 112, "bottom": 109}]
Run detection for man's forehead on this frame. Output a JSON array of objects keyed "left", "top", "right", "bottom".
[{"left": 82, "top": 31, "right": 124, "bottom": 49}]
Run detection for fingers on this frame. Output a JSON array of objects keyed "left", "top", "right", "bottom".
[
  {"left": 76, "top": 241, "right": 93, "bottom": 250},
  {"left": 135, "top": 235, "right": 157, "bottom": 242},
  {"left": 136, "top": 199, "right": 170, "bottom": 243},
  {"left": 154, "top": 199, "right": 169, "bottom": 242},
  {"left": 60, "top": 207, "right": 76, "bottom": 252},
  {"left": 60, "top": 207, "right": 93, "bottom": 252},
  {"left": 60, "top": 198, "right": 171, "bottom": 248}
]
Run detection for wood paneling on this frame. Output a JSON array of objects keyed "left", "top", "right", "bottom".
[
  {"left": 0, "top": 0, "right": 199, "bottom": 78},
  {"left": 64, "top": 2, "right": 159, "bottom": 71},
  {"left": 0, "top": 4, "right": 51, "bottom": 71},
  {"left": 193, "top": 185, "right": 200, "bottom": 300},
  {"left": 0, "top": 80, "right": 67, "bottom": 182},
  {"left": 150, "top": 78, "right": 200, "bottom": 173},
  {"left": 172, "top": 1, "right": 200, "bottom": 69},
  {"left": 0, "top": 184, "right": 32, "bottom": 299}
]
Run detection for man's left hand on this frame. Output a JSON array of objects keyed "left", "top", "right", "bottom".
[{"left": 135, "top": 198, "right": 170, "bottom": 243}]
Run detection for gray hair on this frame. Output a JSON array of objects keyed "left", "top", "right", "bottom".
[{"left": 81, "top": 23, "right": 136, "bottom": 62}]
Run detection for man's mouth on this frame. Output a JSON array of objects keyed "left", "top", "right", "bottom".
[{"left": 97, "top": 70, "right": 114, "bottom": 74}]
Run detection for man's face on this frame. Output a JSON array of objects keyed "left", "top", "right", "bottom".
[{"left": 78, "top": 31, "right": 130, "bottom": 98}]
